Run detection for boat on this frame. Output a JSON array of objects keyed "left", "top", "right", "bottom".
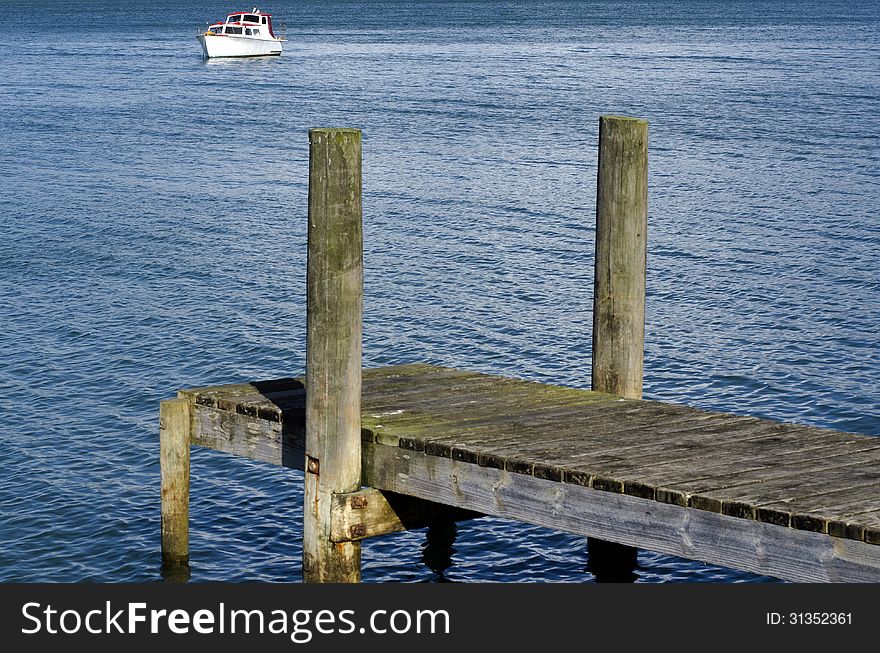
[{"left": 197, "top": 7, "right": 284, "bottom": 58}]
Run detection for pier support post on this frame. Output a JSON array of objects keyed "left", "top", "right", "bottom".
[
  {"left": 592, "top": 115, "right": 648, "bottom": 400},
  {"left": 589, "top": 115, "right": 648, "bottom": 580},
  {"left": 303, "top": 128, "right": 364, "bottom": 583},
  {"left": 160, "top": 398, "right": 191, "bottom": 572}
]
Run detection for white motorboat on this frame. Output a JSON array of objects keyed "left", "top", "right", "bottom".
[{"left": 197, "top": 8, "right": 284, "bottom": 58}]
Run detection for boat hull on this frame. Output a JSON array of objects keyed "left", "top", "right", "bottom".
[{"left": 197, "top": 34, "right": 282, "bottom": 58}]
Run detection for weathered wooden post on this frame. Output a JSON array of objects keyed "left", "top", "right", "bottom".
[
  {"left": 592, "top": 115, "right": 648, "bottom": 399},
  {"left": 160, "top": 398, "right": 191, "bottom": 571},
  {"left": 303, "top": 128, "right": 364, "bottom": 583},
  {"left": 589, "top": 115, "right": 648, "bottom": 579}
]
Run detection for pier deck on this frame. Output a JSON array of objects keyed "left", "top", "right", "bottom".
[{"left": 175, "top": 363, "right": 880, "bottom": 582}]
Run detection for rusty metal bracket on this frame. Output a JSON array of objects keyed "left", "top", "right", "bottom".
[{"left": 329, "top": 487, "right": 482, "bottom": 543}]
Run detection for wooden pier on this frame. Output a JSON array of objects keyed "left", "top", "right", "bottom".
[{"left": 160, "top": 121, "right": 880, "bottom": 582}]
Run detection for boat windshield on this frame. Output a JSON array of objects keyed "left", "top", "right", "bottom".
[{"left": 227, "top": 13, "right": 260, "bottom": 23}]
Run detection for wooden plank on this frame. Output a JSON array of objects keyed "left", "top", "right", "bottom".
[
  {"left": 579, "top": 435, "right": 880, "bottom": 502},
  {"left": 363, "top": 442, "right": 880, "bottom": 582},
  {"left": 362, "top": 376, "right": 610, "bottom": 420},
  {"left": 686, "top": 465, "right": 880, "bottom": 521},
  {"left": 753, "top": 480, "right": 880, "bottom": 530},
  {"left": 632, "top": 443, "right": 880, "bottom": 508},
  {"left": 616, "top": 432, "right": 880, "bottom": 479},
  {"left": 363, "top": 363, "right": 459, "bottom": 380},
  {"left": 364, "top": 383, "right": 616, "bottom": 422},
  {"left": 365, "top": 394, "right": 628, "bottom": 452},
  {"left": 797, "top": 492, "right": 880, "bottom": 521},
  {"left": 424, "top": 409, "right": 756, "bottom": 468},
  {"left": 329, "top": 488, "right": 480, "bottom": 542},
  {"left": 380, "top": 398, "right": 655, "bottom": 448},
  {"left": 567, "top": 422, "right": 868, "bottom": 470},
  {"left": 373, "top": 400, "right": 754, "bottom": 457},
  {"left": 362, "top": 367, "right": 499, "bottom": 394},
  {"left": 769, "top": 487, "right": 880, "bottom": 541},
  {"left": 190, "top": 402, "right": 304, "bottom": 470},
  {"left": 363, "top": 366, "right": 510, "bottom": 393}
]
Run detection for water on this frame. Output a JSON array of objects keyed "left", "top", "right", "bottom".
[{"left": 1, "top": 0, "right": 878, "bottom": 582}]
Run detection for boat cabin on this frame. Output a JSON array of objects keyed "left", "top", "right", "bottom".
[{"left": 208, "top": 8, "right": 276, "bottom": 38}]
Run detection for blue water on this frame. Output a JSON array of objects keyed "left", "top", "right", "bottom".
[{"left": 1, "top": 0, "right": 878, "bottom": 582}]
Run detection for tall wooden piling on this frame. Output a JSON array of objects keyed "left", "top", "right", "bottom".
[
  {"left": 303, "top": 128, "right": 364, "bottom": 583},
  {"left": 592, "top": 115, "right": 648, "bottom": 400},
  {"left": 589, "top": 115, "right": 648, "bottom": 579},
  {"left": 160, "top": 398, "right": 191, "bottom": 568}
]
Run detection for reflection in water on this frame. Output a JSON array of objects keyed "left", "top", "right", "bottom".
[
  {"left": 586, "top": 538, "right": 639, "bottom": 583},
  {"left": 421, "top": 520, "right": 458, "bottom": 582},
  {"left": 161, "top": 559, "right": 192, "bottom": 583}
]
